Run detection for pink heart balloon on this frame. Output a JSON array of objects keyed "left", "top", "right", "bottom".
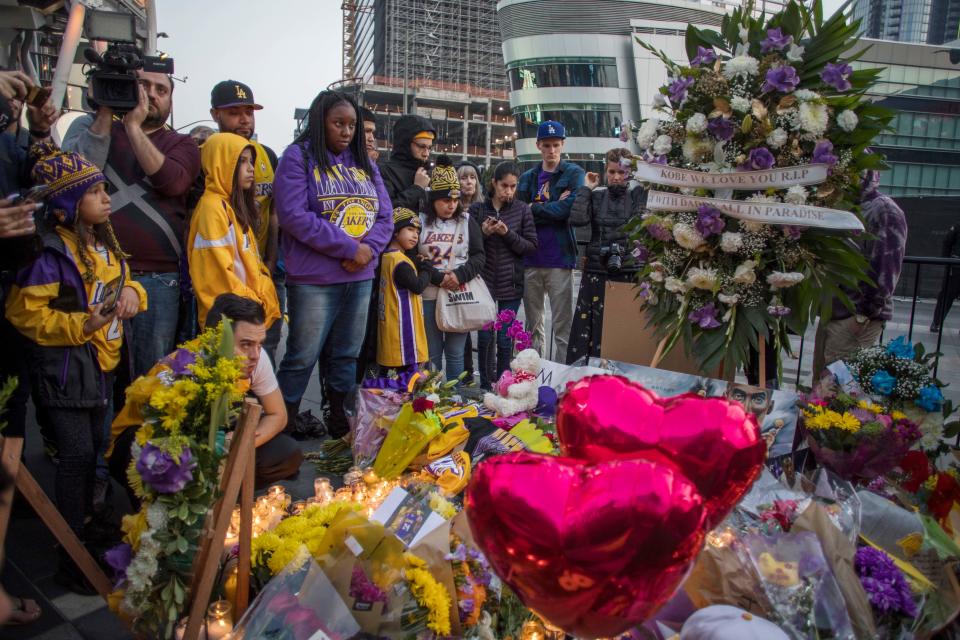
[
  {"left": 466, "top": 452, "right": 706, "bottom": 639},
  {"left": 557, "top": 375, "right": 766, "bottom": 527}
]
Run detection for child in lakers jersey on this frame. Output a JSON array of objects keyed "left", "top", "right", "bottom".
[{"left": 377, "top": 208, "right": 434, "bottom": 371}]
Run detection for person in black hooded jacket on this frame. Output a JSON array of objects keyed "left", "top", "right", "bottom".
[
  {"left": 379, "top": 115, "right": 436, "bottom": 213},
  {"left": 566, "top": 147, "right": 645, "bottom": 364}
]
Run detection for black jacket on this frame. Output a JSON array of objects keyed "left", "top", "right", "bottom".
[
  {"left": 19, "top": 228, "right": 110, "bottom": 409},
  {"left": 379, "top": 115, "right": 436, "bottom": 213},
  {"left": 469, "top": 199, "right": 538, "bottom": 300},
  {"left": 569, "top": 182, "right": 646, "bottom": 274}
]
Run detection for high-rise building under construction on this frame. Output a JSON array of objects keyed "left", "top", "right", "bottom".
[
  {"left": 341, "top": 0, "right": 508, "bottom": 95},
  {"left": 334, "top": 0, "right": 514, "bottom": 167}
]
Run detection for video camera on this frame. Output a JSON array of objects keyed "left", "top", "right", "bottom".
[{"left": 82, "top": 10, "right": 174, "bottom": 112}]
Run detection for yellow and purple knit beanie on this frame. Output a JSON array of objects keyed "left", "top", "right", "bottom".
[{"left": 30, "top": 142, "right": 105, "bottom": 226}]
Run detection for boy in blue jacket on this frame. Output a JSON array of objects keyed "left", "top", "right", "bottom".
[{"left": 516, "top": 121, "right": 584, "bottom": 362}]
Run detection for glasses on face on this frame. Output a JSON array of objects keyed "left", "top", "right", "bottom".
[{"left": 412, "top": 141, "right": 432, "bottom": 152}]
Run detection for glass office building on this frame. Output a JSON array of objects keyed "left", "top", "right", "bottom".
[{"left": 851, "top": 38, "right": 960, "bottom": 197}]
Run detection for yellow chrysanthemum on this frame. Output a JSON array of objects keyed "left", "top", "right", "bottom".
[
  {"left": 892, "top": 410, "right": 907, "bottom": 421},
  {"left": 405, "top": 557, "right": 452, "bottom": 635},
  {"left": 857, "top": 400, "right": 884, "bottom": 415},
  {"left": 428, "top": 492, "right": 457, "bottom": 520},
  {"left": 251, "top": 501, "right": 364, "bottom": 575},
  {"left": 836, "top": 412, "right": 862, "bottom": 432}
]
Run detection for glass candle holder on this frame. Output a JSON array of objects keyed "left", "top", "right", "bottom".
[{"left": 206, "top": 599, "right": 233, "bottom": 640}]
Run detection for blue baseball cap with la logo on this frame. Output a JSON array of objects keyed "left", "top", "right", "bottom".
[{"left": 536, "top": 120, "right": 566, "bottom": 140}]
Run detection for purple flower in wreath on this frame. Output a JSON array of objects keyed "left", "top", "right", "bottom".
[
  {"left": 136, "top": 443, "right": 197, "bottom": 494},
  {"left": 631, "top": 241, "right": 649, "bottom": 263},
  {"left": 160, "top": 348, "right": 197, "bottom": 377},
  {"left": 855, "top": 546, "right": 917, "bottom": 617},
  {"left": 691, "top": 46, "right": 717, "bottom": 66},
  {"left": 782, "top": 225, "right": 804, "bottom": 240},
  {"left": 707, "top": 117, "right": 735, "bottom": 141},
  {"left": 812, "top": 140, "right": 838, "bottom": 166},
  {"left": 648, "top": 153, "right": 668, "bottom": 165},
  {"left": 740, "top": 147, "right": 776, "bottom": 171},
  {"left": 647, "top": 223, "right": 672, "bottom": 242},
  {"left": 688, "top": 303, "right": 722, "bottom": 329},
  {"left": 767, "top": 304, "right": 791, "bottom": 317},
  {"left": 821, "top": 62, "right": 853, "bottom": 92},
  {"left": 104, "top": 542, "right": 132, "bottom": 584},
  {"left": 762, "top": 65, "right": 800, "bottom": 93},
  {"left": 761, "top": 28, "right": 793, "bottom": 53},
  {"left": 695, "top": 205, "right": 725, "bottom": 237},
  {"left": 668, "top": 76, "right": 695, "bottom": 105}
]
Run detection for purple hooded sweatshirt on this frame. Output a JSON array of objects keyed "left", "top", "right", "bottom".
[
  {"left": 833, "top": 170, "right": 907, "bottom": 321},
  {"left": 275, "top": 142, "right": 393, "bottom": 285}
]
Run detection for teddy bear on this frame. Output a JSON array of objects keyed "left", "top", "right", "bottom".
[{"left": 483, "top": 349, "right": 542, "bottom": 417}]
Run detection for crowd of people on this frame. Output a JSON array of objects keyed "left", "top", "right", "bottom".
[{"left": 0, "top": 62, "right": 909, "bottom": 614}]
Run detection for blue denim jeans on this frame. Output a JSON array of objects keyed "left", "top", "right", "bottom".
[
  {"left": 277, "top": 280, "right": 372, "bottom": 406},
  {"left": 422, "top": 299, "right": 468, "bottom": 382},
  {"left": 477, "top": 298, "right": 522, "bottom": 389},
  {"left": 263, "top": 272, "right": 286, "bottom": 369},
  {"left": 129, "top": 271, "right": 180, "bottom": 379}
]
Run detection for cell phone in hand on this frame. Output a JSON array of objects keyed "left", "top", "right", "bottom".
[
  {"left": 4, "top": 184, "right": 47, "bottom": 206},
  {"left": 99, "top": 273, "right": 126, "bottom": 315},
  {"left": 25, "top": 86, "right": 51, "bottom": 108}
]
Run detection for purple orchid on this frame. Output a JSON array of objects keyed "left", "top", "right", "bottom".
[
  {"left": 767, "top": 304, "right": 791, "bottom": 317},
  {"left": 695, "top": 205, "right": 725, "bottom": 237},
  {"left": 104, "top": 543, "right": 133, "bottom": 584},
  {"left": 638, "top": 281, "right": 656, "bottom": 302},
  {"left": 740, "top": 147, "right": 776, "bottom": 171},
  {"left": 631, "top": 241, "right": 649, "bottom": 263},
  {"left": 782, "top": 225, "right": 803, "bottom": 240},
  {"left": 762, "top": 65, "right": 799, "bottom": 93},
  {"left": 160, "top": 348, "right": 197, "bottom": 377},
  {"left": 647, "top": 223, "right": 672, "bottom": 241},
  {"left": 821, "top": 62, "right": 853, "bottom": 91},
  {"left": 691, "top": 46, "right": 717, "bottom": 66},
  {"left": 689, "top": 303, "right": 722, "bottom": 329},
  {"left": 646, "top": 153, "right": 668, "bottom": 165},
  {"left": 812, "top": 140, "right": 838, "bottom": 167},
  {"left": 668, "top": 76, "right": 695, "bottom": 105},
  {"left": 707, "top": 117, "right": 735, "bottom": 141},
  {"left": 761, "top": 28, "right": 793, "bottom": 53},
  {"left": 136, "top": 443, "right": 197, "bottom": 494}
]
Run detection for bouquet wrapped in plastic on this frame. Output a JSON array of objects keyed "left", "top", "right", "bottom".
[
  {"left": 348, "top": 389, "right": 408, "bottom": 468},
  {"left": 373, "top": 401, "right": 442, "bottom": 480},
  {"left": 801, "top": 374, "right": 920, "bottom": 483}
]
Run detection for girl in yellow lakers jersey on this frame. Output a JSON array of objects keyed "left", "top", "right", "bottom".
[{"left": 377, "top": 208, "right": 435, "bottom": 371}]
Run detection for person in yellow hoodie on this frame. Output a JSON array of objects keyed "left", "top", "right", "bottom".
[
  {"left": 188, "top": 132, "right": 279, "bottom": 337},
  {"left": 5, "top": 143, "right": 147, "bottom": 592}
]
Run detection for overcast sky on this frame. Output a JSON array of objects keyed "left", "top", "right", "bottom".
[
  {"left": 154, "top": 0, "right": 845, "bottom": 152},
  {"left": 156, "top": 1, "right": 343, "bottom": 153}
]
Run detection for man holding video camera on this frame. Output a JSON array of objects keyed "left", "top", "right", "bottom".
[{"left": 63, "top": 70, "right": 201, "bottom": 378}]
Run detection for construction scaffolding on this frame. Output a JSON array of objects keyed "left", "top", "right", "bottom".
[{"left": 342, "top": 0, "right": 508, "bottom": 96}]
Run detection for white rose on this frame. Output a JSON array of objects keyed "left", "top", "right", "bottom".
[
  {"left": 799, "top": 101, "right": 829, "bottom": 137},
  {"left": 731, "top": 96, "right": 751, "bottom": 113},
  {"left": 766, "top": 271, "right": 805, "bottom": 288},
  {"left": 649, "top": 271, "right": 664, "bottom": 282},
  {"left": 673, "top": 223, "right": 706, "bottom": 250},
  {"left": 793, "top": 89, "right": 819, "bottom": 101},
  {"left": 837, "top": 109, "right": 859, "bottom": 132},
  {"left": 665, "top": 276, "right": 688, "bottom": 293},
  {"left": 733, "top": 260, "right": 757, "bottom": 285},
  {"left": 718, "top": 292, "right": 740, "bottom": 305},
  {"left": 682, "top": 136, "right": 714, "bottom": 164},
  {"left": 653, "top": 134, "right": 674, "bottom": 156},
  {"left": 786, "top": 43, "right": 805, "bottom": 62},
  {"left": 766, "top": 127, "right": 788, "bottom": 149},
  {"left": 784, "top": 185, "right": 808, "bottom": 204},
  {"left": 686, "top": 267, "right": 718, "bottom": 290},
  {"left": 636, "top": 118, "right": 660, "bottom": 148},
  {"left": 722, "top": 55, "right": 760, "bottom": 80},
  {"left": 652, "top": 93, "right": 669, "bottom": 108},
  {"left": 686, "top": 113, "right": 708, "bottom": 134},
  {"left": 720, "top": 232, "right": 743, "bottom": 253}
]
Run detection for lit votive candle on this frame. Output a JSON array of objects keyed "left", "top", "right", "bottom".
[
  {"left": 314, "top": 477, "right": 332, "bottom": 499},
  {"left": 267, "top": 484, "right": 285, "bottom": 500},
  {"left": 206, "top": 600, "right": 233, "bottom": 640}
]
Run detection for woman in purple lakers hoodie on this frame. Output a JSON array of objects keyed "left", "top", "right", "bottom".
[{"left": 274, "top": 90, "right": 392, "bottom": 438}]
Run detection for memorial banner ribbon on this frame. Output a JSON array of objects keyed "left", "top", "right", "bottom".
[
  {"left": 646, "top": 190, "right": 864, "bottom": 232},
  {"left": 634, "top": 161, "right": 830, "bottom": 191}
]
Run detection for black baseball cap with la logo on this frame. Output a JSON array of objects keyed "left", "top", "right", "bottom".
[{"left": 211, "top": 80, "right": 263, "bottom": 110}]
